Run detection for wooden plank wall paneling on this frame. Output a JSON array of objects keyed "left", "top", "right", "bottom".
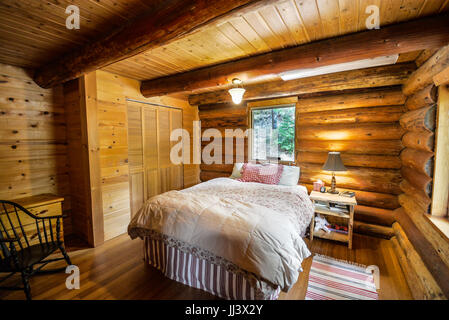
[
  {"left": 64, "top": 79, "right": 89, "bottom": 241},
  {"left": 198, "top": 86, "right": 406, "bottom": 232},
  {"left": 96, "top": 71, "right": 131, "bottom": 241},
  {"left": 95, "top": 71, "right": 199, "bottom": 240},
  {"left": 0, "top": 63, "right": 72, "bottom": 235},
  {"left": 64, "top": 73, "right": 104, "bottom": 246}
]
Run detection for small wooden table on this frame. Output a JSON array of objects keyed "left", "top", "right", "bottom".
[{"left": 309, "top": 191, "right": 357, "bottom": 249}]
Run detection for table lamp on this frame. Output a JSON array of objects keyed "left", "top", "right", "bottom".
[{"left": 322, "top": 152, "right": 347, "bottom": 194}]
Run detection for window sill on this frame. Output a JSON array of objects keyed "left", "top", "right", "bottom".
[{"left": 426, "top": 215, "right": 449, "bottom": 241}]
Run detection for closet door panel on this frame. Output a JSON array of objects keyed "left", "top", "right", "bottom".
[
  {"left": 158, "top": 108, "right": 171, "bottom": 193},
  {"left": 143, "top": 107, "right": 158, "bottom": 170},
  {"left": 129, "top": 171, "right": 144, "bottom": 218},
  {"left": 143, "top": 107, "right": 159, "bottom": 198},
  {"left": 127, "top": 103, "right": 143, "bottom": 168},
  {"left": 127, "top": 102, "right": 144, "bottom": 217},
  {"left": 158, "top": 108, "right": 171, "bottom": 167},
  {"left": 146, "top": 169, "right": 159, "bottom": 198},
  {"left": 170, "top": 109, "right": 184, "bottom": 190}
]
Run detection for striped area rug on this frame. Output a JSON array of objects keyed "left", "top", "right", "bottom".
[{"left": 305, "top": 254, "right": 379, "bottom": 300}]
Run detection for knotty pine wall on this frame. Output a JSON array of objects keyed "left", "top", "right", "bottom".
[
  {"left": 65, "top": 71, "right": 199, "bottom": 245},
  {"left": 93, "top": 71, "right": 199, "bottom": 241},
  {"left": 199, "top": 86, "right": 408, "bottom": 237},
  {"left": 0, "top": 63, "right": 72, "bottom": 235}
]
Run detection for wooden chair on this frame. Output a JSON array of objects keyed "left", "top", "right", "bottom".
[{"left": 0, "top": 200, "right": 71, "bottom": 300}]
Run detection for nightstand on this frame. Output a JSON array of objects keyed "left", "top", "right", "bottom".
[{"left": 309, "top": 191, "right": 357, "bottom": 249}]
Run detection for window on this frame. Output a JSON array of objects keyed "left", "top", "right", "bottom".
[{"left": 251, "top": 105, "right": 295, "bottom": 162}]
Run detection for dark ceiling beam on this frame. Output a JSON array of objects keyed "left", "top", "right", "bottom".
[
  {"left": 188, "top": 63, "right": 416, "bottom": 105},
  {"left": 141, "top": 13, "right": 449, "bottom": 98},
  {"left": 33, "top": 0, "right": 270, "bottom": 88}
]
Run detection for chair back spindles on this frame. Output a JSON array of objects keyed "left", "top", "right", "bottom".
[
  {"left": 13, "top": 206, "right": 30, "bottom": 249},
  {"left": 0, "top": 200, "right": 62, "bottom": 250},
  {"left": 35, "top": 219, "right": 43, "bottom": 246},
  {"left": 0, "top": 199, "right": 70, "bottom": 301},
  {"left": 42, "top": 218, "right": 49, "bottom": 244}
]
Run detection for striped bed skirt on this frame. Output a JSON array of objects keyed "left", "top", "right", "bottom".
[{"left": 143, "top": 237, "right": 281, "bottom": 300}]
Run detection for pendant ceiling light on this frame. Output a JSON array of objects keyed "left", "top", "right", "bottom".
[{"left": 228, "top": 78, "right": 245, "bottom": 104}]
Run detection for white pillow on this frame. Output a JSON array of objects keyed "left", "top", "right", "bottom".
[
  {"left": 278, "top": 165, "right": 300, "bottom": 186},
  {"left": 230, "top": 163, "right": 244, "bottom": 179}
]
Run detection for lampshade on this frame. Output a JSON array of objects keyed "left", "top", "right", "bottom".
[
  {"left": 322, "top": 152, "right": 347, "bottom": 172},
  {"left": 228, "top": 87, "right": 245, "bottom": 104}
]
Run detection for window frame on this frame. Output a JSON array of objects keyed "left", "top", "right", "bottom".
[{"left": 249, "top": 103, "right": 297, "bottom": 164}]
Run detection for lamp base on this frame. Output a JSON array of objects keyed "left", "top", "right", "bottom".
[{"left": 327, "top": 172, "right": 339, "bottom": 194}]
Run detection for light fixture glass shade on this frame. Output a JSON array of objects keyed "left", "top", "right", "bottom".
[
  {"left": 279, "top": 55, "right": 399, "bottom": 81},
  {"left": 228, "top": 87, "right": 246, "bottom": 104}
]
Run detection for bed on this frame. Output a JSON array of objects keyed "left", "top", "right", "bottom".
[{"left": 128, "top": 177, "right": 314, "bottom": 300}]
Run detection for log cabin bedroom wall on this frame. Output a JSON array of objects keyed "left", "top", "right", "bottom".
[
  {"left": 62, "top": 70, "right": 199, "bottom": 246},
  {"left": 198, "top": 67, "right": 413, "bottom": 239},
  {"left": 1, "top": 0, "right": 449, "bottom": 301}
]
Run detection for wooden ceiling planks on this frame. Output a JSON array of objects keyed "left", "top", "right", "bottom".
[
  {"left": 103, "top": 0, "right": 449, "bottom": 81},
  {"left": 0, "top": 0, "right": 153, "bottom": 68},
  {"left": 0, "top": 0, "right": 448, "bottom": 81}
]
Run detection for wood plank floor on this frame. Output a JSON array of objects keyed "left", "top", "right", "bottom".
[{"left": 0, "top": 233, "right": 412, "bottom": 300}]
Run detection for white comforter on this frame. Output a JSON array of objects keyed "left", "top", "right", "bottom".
[
  {"left": 129, "top": 178, "right": 314, "bottom": 290},
  {"left": 183, "top": 178, "right": 314, "bottom": 237}
]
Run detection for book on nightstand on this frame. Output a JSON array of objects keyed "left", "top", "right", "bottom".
[{"left": 340, "top": 191, "right": 355, "bottom": 197}]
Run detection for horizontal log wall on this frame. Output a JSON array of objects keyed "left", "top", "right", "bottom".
[
  {"left": 394, "top": 46, "right": 449, "bottom": 299},
  {"left": 398, "top": 85, "right": 437, "bottom": 217},
  {"left": 0, "top": 63, "right": 72, "bottom": 236},
  {"left": 297, "top": 87, "right": 406, "bottom": 228},
  {"left": 199, "top": 86, "right": 406, "bottom": 234},
  {"left": 199, "top": 102, "right": 248, "bottom": 180}
]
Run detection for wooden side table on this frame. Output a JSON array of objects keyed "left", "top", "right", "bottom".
[{"left": 309, "top": 191, "right": 357, "bottom": 249}]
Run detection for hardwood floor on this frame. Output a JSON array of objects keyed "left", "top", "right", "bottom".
[{"left": 0, "top": 233, "right": 412, "bottom": 300}]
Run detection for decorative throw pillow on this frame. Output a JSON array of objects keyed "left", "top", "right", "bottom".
[
  {"left": 278, "top": 165, "right": 300, "bottom": 186},
  {"left": 239, "top": 163, "right": 284, "bottom": 185},
  {"left": 229, "top": 162, "right": 244, "bottom": 179}
]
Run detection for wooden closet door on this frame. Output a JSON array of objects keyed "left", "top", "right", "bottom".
[
  {"left": 169, "top": 109, "right": 184, "bottom": 190},
  {"left": 143, "top": 107, "right": 159, "bottom": 199},
  {"left": 127, "top": 103, "right": 184, "bottom": 216},
  {"left": 158, "top": 107, "right": 184, "bottom": 193},
  {"left": 126, "top": 101, "right": 145, "bottom": 217},
  {"left": 158, "top": 108, "right": 171, "bottom": 193}
]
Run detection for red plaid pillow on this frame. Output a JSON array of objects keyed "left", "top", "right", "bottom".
[{"left": 238, "top": 163, "right": 284, "bottom": 185}]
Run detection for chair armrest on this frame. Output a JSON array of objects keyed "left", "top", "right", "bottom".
[{"left": 0, "top": 237, "right": 19, "bottom": 243}]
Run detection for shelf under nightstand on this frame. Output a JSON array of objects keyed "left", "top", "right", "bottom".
[{"left": 309, "top": 191, "right": 357, "bottom": 249}]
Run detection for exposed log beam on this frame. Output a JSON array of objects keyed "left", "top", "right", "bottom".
[
  {"left": 141, "top": 14, "right": 449, "bottom": 98},
  {"left": 296, "top": 88, "right": 405, "bottom": 114},
  {"left": 33, "top": 0, "right": 268, "bottom": 88},
  {"left": 189, "top": 63, "right": 415, "bottom": 105}
]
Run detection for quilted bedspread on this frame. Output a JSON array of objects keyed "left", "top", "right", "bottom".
[{"left": 128, "top": 178, "right": 314, "bottom": 291}]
